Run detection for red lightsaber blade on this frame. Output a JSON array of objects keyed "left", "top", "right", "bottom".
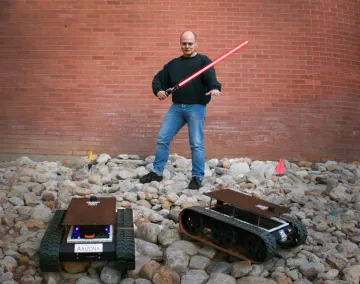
[{"left": 166, "top": 40, "right": 249, "bottom": 96}]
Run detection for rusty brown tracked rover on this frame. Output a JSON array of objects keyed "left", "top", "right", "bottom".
[{"left": 179, "top": 189, "right": 307, "bottom": 263}]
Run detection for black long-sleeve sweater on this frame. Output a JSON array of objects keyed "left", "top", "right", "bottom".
[{"left": 152, "top": 53, "right": 222, "bottom": 105}]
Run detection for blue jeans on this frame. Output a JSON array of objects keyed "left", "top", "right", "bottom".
[{"left": 152, "top": 103, "right": 206, "bottom": 179}]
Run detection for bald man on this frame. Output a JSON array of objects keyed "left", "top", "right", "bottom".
[{"left": 140, "top": 31, "right": 223, "bottom": 189}]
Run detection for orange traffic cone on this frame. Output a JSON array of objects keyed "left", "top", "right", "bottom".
[{"left": 275, "top": 158, "right": 286, "bottom": 175}]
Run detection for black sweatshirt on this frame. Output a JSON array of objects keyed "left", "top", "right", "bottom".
[{"left": 152, "top": 53, "right": 222, "bottom": 105}]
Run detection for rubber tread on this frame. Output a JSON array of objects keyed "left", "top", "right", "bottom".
[
  {"left": 39, "top": 210, "right": 66, "bottom": 272},
  {"left": 182, "top": 206, "right": 277, "bottom": 262},
  {"left": 116, "top": 209, "right": 135, "bottom": 269},
  {"left": 279, "top": 215, "right": 307, "bottom": 248}
]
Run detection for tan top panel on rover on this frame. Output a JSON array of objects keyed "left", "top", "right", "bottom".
[
  {"left": 62, "top": 197, "right": 116, "bottom": 225},
  {"left": 206, "top": 189, "right": 290, "bottom": 218}
]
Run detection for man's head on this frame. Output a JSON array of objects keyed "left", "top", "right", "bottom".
[{"left": 180, "top": 31, "right": 197, "bottom": 57}]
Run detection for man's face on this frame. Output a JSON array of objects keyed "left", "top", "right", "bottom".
[{"left": 181, "top": 33, "right": 197, "bottom": 57}]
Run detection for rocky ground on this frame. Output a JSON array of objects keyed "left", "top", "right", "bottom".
[{"left": 0, "top": 153, "right": 359, "bottom": 284}]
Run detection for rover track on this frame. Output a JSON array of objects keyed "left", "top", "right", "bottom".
[{"left": 179, "top": 189, "right": 307, "bottom": 262}]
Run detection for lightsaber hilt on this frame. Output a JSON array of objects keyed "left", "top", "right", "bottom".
[{"left": 165, "top": 85, "right": 179, "bottom": 96}]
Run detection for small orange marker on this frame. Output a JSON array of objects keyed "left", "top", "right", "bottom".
[{"left": 88, "top": 148, "right": 94, "bottom": 162}]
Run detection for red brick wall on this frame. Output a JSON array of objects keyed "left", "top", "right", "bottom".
[{"left": 0, "top": 0, "right": 359, "bottom": 162}]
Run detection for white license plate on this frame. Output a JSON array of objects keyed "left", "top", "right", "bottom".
[{"left": 74, "top": 243, "right": 103, "bottom": 253}]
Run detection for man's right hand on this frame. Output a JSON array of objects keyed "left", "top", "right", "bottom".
[{"left": 157, "top": 90, "right": 167, "bottom": 100}]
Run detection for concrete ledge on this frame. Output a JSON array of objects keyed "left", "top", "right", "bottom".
[{"left": 0, "top": 154, "right": 83, "bottom": 163}]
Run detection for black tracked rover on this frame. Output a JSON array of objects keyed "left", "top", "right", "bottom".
[
  {"left": 179, "top": 189, "right": 307, "bottom": 262},
  {"left": 39, "top": 196, "right": 135, "bottom": 272}
]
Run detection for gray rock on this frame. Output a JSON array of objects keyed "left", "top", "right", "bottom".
[
  {"left": 343, "top": 264, "right": 360, "bottom": 284},
  {"left": 264, "top": 164, "right": 277, "bottom": 178},
  {"left": 188, "top": 255, "right": 210, "bottom": 270},
  {"left": 318, "top": 269, "right": 339, "bottom": 280},
  {"left": 17, "top": 206, "right": 32, "bottom": 218},
  {"left": 207, "top": 273, "right": 236, "bottom": 284},
  {"left": 31, "top": 204, "right": 52, "bottom": 222},
  {"left": 73, "top": 168, "right": 89, "bottom": 181},
  {"left": 3, "top": 248, "right": 19, "bottom": 259},
  {"left": 164, "top": 247, "right": 189, "bottom": 276},
  {"left": 286, "top": 258, "right": 308, "bottom": 269},
  {"left": 11, "top": 185, "right": 29, "bottom": 195},
  {"left": 157, "top": 229, "right": 181, "bottom": 246},
  {"left": 16, "top": 156, "right": 35, "bottom": 166},
  {"left": 198, "top": 245, "right": 217, "bottom": 259},
  {"left": 286, "top": 183, "right": 307, "bottom": 197},
  {"left": 206, "top": 262, "right": 232, "bottom": 275},
  {"left": 100, "top": 266, "right": 123, "bottom": 284},
  {"left": 351, "top": 193, "right": 360, "bottom": 203},
  {"left": 295, "top": 170, "right": 309, "bottom": 178},
  {"left": 299, "top": 261, "right": 325, "bottom": 278},
  {"left": 134, "top": 279, "right": 152, "bottom": 284},
  {"left": 285, "top": 269, "right": 299, "bottom": 281},
  {"left": 181, "top": 270, "right": 209, "bottom": 284},
  {"left": 325, "top": 251, "right": 349, "bottom": 271},
  {"left": 60, "top": 179, "right": 77, "bottom": 189},
  {"left": 173, "top": 157, "right": 190, "bottom": 169},
  {"left": 21, "top": 275, "right": 41, "bottom": 284},
  {"left": 147, "top": 211, "right": 164, "bottom": 223},
  {"left": 163, "top": 181, "right": 189, "bottom": 194},
  {"left": 329, "top": 186, "right": 351, "bottom": 202},
  {"left": 88, "top": 174, "right": 102, "bottom": 186},
  {"left": 236, "top": 276, "right": 277, "bottom": 284},
  {"left": 76, "top": 276, "right": 103, "bottom": 284},
  {"left": 119, "top": 279, "right": 135, "bottom": 284},
  {"left": 136, "top": 200, "right": 152, "bottom": 208},
  {"left": 245, "top": 169, "right": 264, "bottom": 182},
  {"left": 293, "top": 280, "right": 313, "bottom": 284},
  {"left": 124, "top": 192, "right": 138, "bottom": 203},
  {"left": 0, "top": 272, "right": 14, "bottom": 283},
  {"left": 276, "top": 246, "right": 304, "bottom": 259},
  {"left": 341, "top": 239, "right": 359, "bottom": 257},
  {"left": 97, "top": 153, "right": 111, "bottom": 163},
  {"left": 118, "top": 170, "right": 138, "bottom": 180},
  {"left": 218, "top": 174, "right": 236, "bottom": 185},
  {"left": 23, "top": 192, "right": 39, "bottom": 206},
  {"left": 31, "top": 172, "right": 47, "bottom": 183},
  {"left": 8, "top": 196, "right": 24, "bottom": 206},
  {"left": 229, "top": 162, "right": 250, "bottom": 178},
  {"left": 43, "top": 272, "right": 61, "bottom": 284},
  {"left": 354, "top": 202, "right": 360, "bottom": 211},
  {"left": 168, "top": 240, "right": 199, "bottom": 256},
  {"left": 135, "top": 239, "right": 163, "bottom": 261},
  {"left": 18, "top": 239, "right": 41, "bottom": 257},
  {"left": 208, "top": 159, "right": 219, "bottom": 169},
  {"left": 135, "top": 223, "right": 161, "bottom": 243},
  {"left": 231, "top": 261, "right": 252, "bottom": 278}
]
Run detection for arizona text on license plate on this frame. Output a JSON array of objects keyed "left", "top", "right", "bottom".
[{"left": 74, "top": 244, "right": 103, "bottom": 253}]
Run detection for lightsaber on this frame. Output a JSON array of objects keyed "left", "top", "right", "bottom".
[{"left": 166, "top": 40, "right": 249, "bottom": 96}]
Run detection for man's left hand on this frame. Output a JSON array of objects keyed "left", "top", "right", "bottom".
[{"left": 205, "top": 89, "right": 224, "bottom": 96}]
